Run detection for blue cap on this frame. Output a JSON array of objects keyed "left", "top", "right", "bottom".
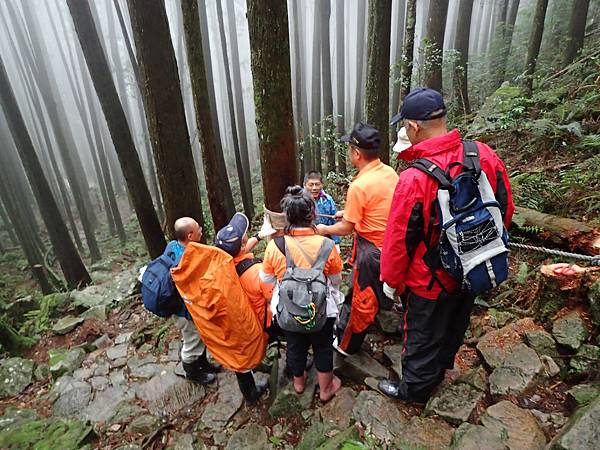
[
  {"left": 390, "top": 87, "right": 447, "bottom": 125},
  {"left": 340, "top": 122, "right": 380, "bottom": 151},
  {"left": 215, "top": 213, "right": 249, "bottom": 256}
]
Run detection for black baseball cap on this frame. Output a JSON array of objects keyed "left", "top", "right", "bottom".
[
  {"left": 215, "top": 212, "right": 249, "bottom": 256},
  {"left": 390, "top": 87, "right": 447, "bottom": 125},
  {"left": 340, "top": 122, "right": 380, "bottom": 151}
]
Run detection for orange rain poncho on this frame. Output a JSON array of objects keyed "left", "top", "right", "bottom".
[{"left": 171, "top": 243, "right": 267, "bottom": 372}]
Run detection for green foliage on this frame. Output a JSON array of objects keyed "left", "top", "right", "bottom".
[{"left": 0, "top": 416, "right": 93, "bottom": 450}]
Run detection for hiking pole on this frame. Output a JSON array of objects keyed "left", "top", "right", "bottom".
[{"left": 508, "top": 242, "right": 600, "bottom": 265}]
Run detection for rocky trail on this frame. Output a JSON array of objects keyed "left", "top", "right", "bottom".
[{"left": 1, "top": 258, "right": 599, "bottom": 450}]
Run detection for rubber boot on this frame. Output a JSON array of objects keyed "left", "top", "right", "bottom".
[
  {"left": 317, "top": 371, "right": 341, "bottom": 403},
  {"left": 293, "top": 371, "right": 307, "bottom": 394},
  {"left": 196, "top": 350, "right": 221, "bottom": 373},
  {"left": 182, "top": 360, "right": 216, "bottom": 385},
  {"left": 236, "top": 372, "right": 267, "bottom": 405}
]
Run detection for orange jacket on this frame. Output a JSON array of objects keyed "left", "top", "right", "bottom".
[{"left": 171, "top": 243, "right": 267, "bottom": 372}]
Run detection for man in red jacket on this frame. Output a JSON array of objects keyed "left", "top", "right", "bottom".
[{"left": 378, "top": 88, "right": 514, "bottom": 403}]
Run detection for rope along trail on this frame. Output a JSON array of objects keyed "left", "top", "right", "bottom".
[{"left": 508, "top": 242, "right": 600, "bottom": 265}]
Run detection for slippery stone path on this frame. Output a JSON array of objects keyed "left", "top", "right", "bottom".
[{"left": 2, "top": 263, "right": 600, "bottom": 449}]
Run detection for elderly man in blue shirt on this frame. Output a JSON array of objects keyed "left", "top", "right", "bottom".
[{"left": 303, "top": 170, "right": 341, "bottom": 247}]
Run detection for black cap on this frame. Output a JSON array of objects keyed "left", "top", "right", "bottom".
[
  {"left": 215, "top": 212, "right": 249, "bottom": 256},
  {"left": 390, "top": 87, "right": 447, "bottom": 125},
  {"left": 340, "top": 122, "right": 380, "bottom": 151}
]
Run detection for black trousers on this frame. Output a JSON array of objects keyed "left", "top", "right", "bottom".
[
  {"left": 397, "top": 290, "right": 475, "bottom": 402},
  {"left": 284, "top": 318, "right": 335, "bottom": 377}
]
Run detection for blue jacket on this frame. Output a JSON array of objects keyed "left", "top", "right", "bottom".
[{"left": 314, "top": 191, "right": 341, "bottom": 244}]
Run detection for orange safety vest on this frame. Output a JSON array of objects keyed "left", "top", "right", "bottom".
[{"left": 171, "top": 243, "right": 267, "bottom": 372}]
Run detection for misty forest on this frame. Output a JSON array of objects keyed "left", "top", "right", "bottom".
[{"left": 1, "top": 0, "right": 600, "bottom": 448}]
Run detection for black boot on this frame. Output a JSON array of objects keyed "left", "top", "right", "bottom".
[
  {"left": 197, "top": 350, "right": 221, "bottom": 373},
  {"left": 236, "top": 372, "right": 267, "bottom": 405},
  {"left": 378, "top": 379, "right": 408, "bottom": 400},
  {"left": 183, "top": 361, "right": 216, "bottom": 385}
]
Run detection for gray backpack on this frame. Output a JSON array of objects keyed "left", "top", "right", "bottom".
[{"left": 276, "top": 236, "right": 334, "bottom": 333}]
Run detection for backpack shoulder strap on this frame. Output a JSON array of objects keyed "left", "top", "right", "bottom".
[
  {"left": 282, "top": 237, "right": 297, "bottom": 269},
  {"left": 312, "top": 237, "right": 335, "bottom": 272},
  {"left": 274, "top": 236, "right": 285, "bottom": 255},
  {"left": 411, "top": 158, "right": 453, "bottom": 191},
  {"left": 235, "top": 258, "right": 261, "bottom": 277},
  {"left": 462, "top": 140, "right": 482, "bottom": 176},
  {"left": 287, "top": 236, "right": 317, "bottom": 266}
]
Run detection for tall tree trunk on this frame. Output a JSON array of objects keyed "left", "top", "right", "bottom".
[
  {"left": 247, "top": 0, "right": 298, "bottom": 212},
  {"left": 493, "top": 0, "right": 521, "bottom": 88},
  {"left": 310, "top": 0, "right": 323, "bottom": 172},
  {"left": 454, "top": 0, "right": 474, "bottom": 115},
  {"left": 67, "top": 0, "right": 166, "bottom": 258},
  {"left": 524, "top": 0, "right": 549, "bottom": 96},
  {"left": 293, "top": 0, "right": 312, "bottom": 173},
  {"left": 353, "top": 0, "right": 368, "bottom": 125},
  {"left": 214, "top": 0, "right": 250, "bottom": 222},
  {"left": 423, "top": 0, "right": 450, "bottom": 92},
  {"left": 321, "top": 0, "right": 335, "bottom": 174},
  {"left": 16, "top": 1, "right": 101, "bottom": 262},
  {"left": 563, "top": 0, "right": 590, "bottom": 66},
  {"left": 126, "top": 0, "right": 204, "bottom": 236},
  {"left": 0, "top": 56, "right": 91, "bottom": 289},
  {"left": 226, "top": 0, "right": 254, "bottom": 216},
  {"left": 401, "top": 0, "right": 417, "bottom": 99},
  {"left": 390, "top": 0, "right": 407, "bottom": 119},
  {"left": 0, "top": 197, "right": 18, "bottom": 246},
  {"left": 365, "top": 0, "right": 392, "bottom": 164},
  {"left": 335, "top": 0, "right": 347, "bottom": 174},
  {"left": 181, "top": 0, "right": 236, "bottom": 230}
]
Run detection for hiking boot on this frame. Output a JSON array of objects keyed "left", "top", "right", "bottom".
[
  {"left": 317, "top": 371, "right": 341, "bottom": 403},
  {"left": 182, "top": 361, "right": 216, "bottom": 385},
  {"left": 236, "top": 372, "right": 267, "bottom": 405},
  {"left": 377, "top": 379, "right": 427, "bottom": 405},
  {"left": 196, "top": 350, "right": 221, "bottom": 373}
]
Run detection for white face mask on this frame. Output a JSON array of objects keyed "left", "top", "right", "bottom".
[{"left": 392, "top": 127, "right": 412, "bottom": 154}]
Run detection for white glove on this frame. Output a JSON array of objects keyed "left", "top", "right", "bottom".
[
  {"left": 258, "top": 213, "right": 277, "bottom": 239},
  {"left": 383, "top": 282, "right": 396, "bottom": 300}
]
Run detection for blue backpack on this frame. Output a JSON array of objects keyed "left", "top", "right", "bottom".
[
  {"left": 412, "top": 141, "right": 509, "bottom": 294},
  {"left": 140, "top": 248, "right": 187, "bottom": 318}
]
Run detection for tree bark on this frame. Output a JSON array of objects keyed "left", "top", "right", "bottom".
[
  {"left": 390, "top": 0, "right": 407, "bottom": 120},
  {"left": 335, "top": 0, "right": 347, "bottom": 174},
  {"left": 493, "top": 0, "right": 521, "bottom": 88},
  {"left": 226, "top": 0, "right": 255, "bottom": 216},
  {"left": 365, "top": 0, "right": 393, "bottom": 164},
  {"left": 563, "top": 0, "right": 591, "bottom": 66},
  {"left": 67, "top": 0, "right": 166, "bottom": 258},
  {"left": 423, "top": 0, "right": 450, "bottom": 92},
  {"left": 353, "top": 0, "right": 368, "bottom": 125},
  {"left": 0, "top": 56, "right": 91, "bottom": 289},
  {"left": 524, "top": 0, "right": 549, "bottom": 96},
  {"left": 247, "top": 0, "right": 298, "bottom": 212},
  {"left": 321, "top": 0, "right": 335, "bottom": 174},
  {"left": 126, "top": 0, "right": 204, "bottom": 236},
  {"left": 454, "top": 0, "right": 474, "bottom": 115},
  {"left": 181, "top": 0, "right": 236, "bottom": 230},
  {"left": 401, "top": 0, "right": 417, "bottom": 99},
  {"left": 310, "top": 0, "right": 323, "bottom": 172}
]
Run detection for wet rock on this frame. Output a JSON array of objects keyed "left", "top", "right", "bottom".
[
  {"left": 269, "top": 368, "right": 318, "bottom": 418},
  {"left": 451, "top": 423, "right": 508, "bottom": 450},
  {"left": 352, "top": 390, "right": 408, "bottom": 442},
  {"left": 34, "top": 363, "right": 50, "bottom": 381},
  {"left": 566, "top": 384, "right": 600, "bottom": 407},
  {"left": 71, "top": 290, "right": 105, "bottom": 309},
  {"left": 0, "top": 407, "right": 38, "bottom": 428},
  {"left": 456, "top": 366, "right": 489, "bottom": 392},
  {"left": 130, "top": 363, "right": 166, "bottom": 379},
  {"left": 316, "top": 426, "right": 359, "bottom": 450},
  {"left": 93, "top": 361, "right": 110, "bottom": 377},
  {"left": 110, "top": 357, "right": 128, "bottom": 369},
  {"left": 541, "top": 355, "right": 561, "bottom": 377},
  {"left": 489, "top": 344, "right": 544, "bottom": 396},
  {"left": 52, "top": 315, "right": 85, "bottom": 335},
  {"left": 549, "top": 396, "right": 600, "bottom": 450},
  {"left": 170, "top": 432, "right": 197, "bottom": 450},
  {"left": 106, "top": 343, "right": 129, "bottom": 360},
  {"left": 569, "top": 344, "right": 600, "bottom": 373},
  {"left": 383, "top": 344, "right": 403, "bottom": 376},
  {"left": 476, "top": 318, "right": 539, "bottom": 369},
  {"left": 115, "top": 332, "right": 133, "bottom": 345},
  {"left": 138, "top": 369, "right": 205, "bottom": 415},
  {"left": 168, "top": 340, "right": 182, "bottom": 362},
  {"left": 481, "top": 400, "right": 546, "bottom": 450},
  {"left": 488, "top": 309, "right": 515, "bottom": 328},
  {"left": 83, "top": 386, "right": 134, "bottom": 423},
  {"left": 93, "top": 334, "right": 112, "bottom": 349},
  {"left": 110, "top": 369, "right": 127, "bottom": 386},
  {"left": 127, "top": 354, "right": 158, "bottom": 369},
  {"left": 334, "top": 351, "right": 388, "bottom": 383},
  {"left": 81, "top": 305, "right": 106, "bottom": 321},
  {"left": 52, "top": 376, "right": 92, "bottom": 416},
  {"left": 49, "top": 348, "right": 86, "bottom": 379},
  {"left": 111, "top": 403, "right": 147, "bottom": 424},
  {"left": 393, "top": 416, "right": 454, "bottom": 450},
  {"left": 0, "top": 357, "right": 34, "bottom": 397},
  {"left": 0, "top": 415, "right": 93, "bottom": 449},
  {"left": 424, "top": 383, "right": 485, "bottom": 424},
  {"left": 376, "top": 309, "right": 403, "bottom": 334},
  {"left": 90, "top": 376, "right": 110, "bottom": 391},
  {"left": 530, "top": 409, "right": 568, "bottom": 431},
  {"left": 524, "top": 330, "right": 559, "bottom": 357},
  {"left": 224, "top": 424, "right": 268, "bottom": 450},
  {"left": 296, "top": 421, "right": 334, "bottom": 449},
  {"left": 127, "top": 414, "right": 159, "bottom": 434},
  {"left": 552, "top": 312, "right": 588, "bottom": 350},
  {"left": 319, "top": 387, "right": 356, "bottom": 429},
  {"left": 73, "top": 366, "right": 94, "bottom": 380},
  {"left": 588, "top": 279, "right": 600, "bottom": 327}
]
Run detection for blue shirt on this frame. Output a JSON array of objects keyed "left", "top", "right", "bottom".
[{"left": 314, "top": 191, "right": 341, "bottom": 244}]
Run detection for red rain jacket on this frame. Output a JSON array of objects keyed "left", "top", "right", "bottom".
[{"left": 380, "top": 129, "right": 514, "bottom": 300}]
